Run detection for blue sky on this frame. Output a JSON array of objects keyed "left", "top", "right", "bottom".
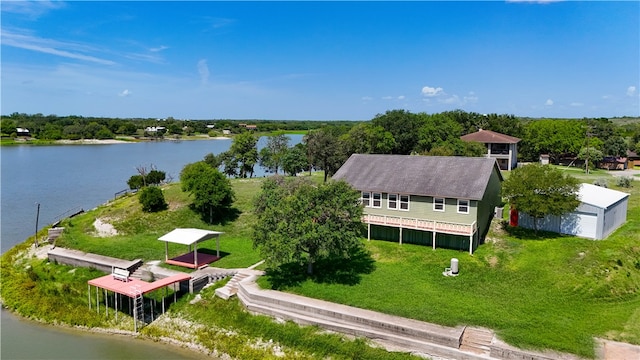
[{"left": 1, "top": 1, "right": 638, "bottom": 120}]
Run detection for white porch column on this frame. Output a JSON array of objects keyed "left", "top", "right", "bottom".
[
  {"left": 216, "top": 234, "right": 220, "bottom": 257},
  {"left": 367, "top": 223, "right": 371, "bottom": 241},
  {"left": 194, "top": 242, "right": 198, "bottom": 267},
  {"left": 399, "top": 227, "right": 403, "bottom": 245},
  {"left": 469, "top": 234, "right": 473, "bottom": 254}
]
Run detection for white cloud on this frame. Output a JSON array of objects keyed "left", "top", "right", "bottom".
[
  {"left": 570, "top": 102, "right": 583, "bottom": 107},
  {"left": 397, "top": 95, "right": 405, "bottom": 100},
  {"left": 150, "top": 45, "right": 169, "bottom": 52},
  {"left": 627, "top": 86, "right": 637, "bottom": 97},
  {"left": 545, "top": 99, "right": 554, "bottom": 106},
  {"left": 0, "top": 1, "right": 65, "bottom": 19},
  {"left": 1, "top": 29, "right": 116, "bottom": 65},
  {"left": 197, "top": 59, "right": 210, "bottom": 85},
  {"left": 118, "top": 89, "right": 132, "bottom": 97},
  {"left": 361, "top": 96, "right": 373, "bottom": 101},
  {"left": 421, "top": 86, "right": 443, "bottom": 97},
  {"left": 439, "top": 95, "right": 460, "bottom": 105},
  {"left": 382, "top": 96, "right": 393, "bottom": 100},
  {"left": 463, "top": 91, "right": 478, "bottom": 103}
]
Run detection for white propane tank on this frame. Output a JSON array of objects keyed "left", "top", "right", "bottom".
[{"left": 451, "top": 258, "right": 459, "bottom": 275}]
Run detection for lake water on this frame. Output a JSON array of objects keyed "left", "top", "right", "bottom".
[{"left": 0, "top": 134, "right": 303, "bottom": 359}]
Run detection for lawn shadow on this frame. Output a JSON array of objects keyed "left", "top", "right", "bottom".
[
  {"left": 266, "top": 247, "right": 376, "bottom": 290},
  {"left": 501, "top": 221, "right": 567, "bottom": 240},
  {"left": 190, "top": 205, "right": 241, "bottom": 225}
]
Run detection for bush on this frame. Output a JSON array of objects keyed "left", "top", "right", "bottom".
[
  {"left": 127, "top": 175, "right": 145, "bottom": 190},
  {"left": 593, "top": 178, "right": 609, "bottom": 188},
  {"left": 616, "top": 176, "right": 634, "bottom": 188},
  {"left": 138, "top": 186, "right": 167, "bottom": 212}
]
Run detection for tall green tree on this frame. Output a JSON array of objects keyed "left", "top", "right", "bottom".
[
  {"left": 259, "top": 134, "right": 290, "bottom": 174},
  {"left": 229, "top": 132, "right": 258, "bottom": 178},
  {"left": 253, "top": 176, "right": 364, "bottom": 275},
  {"left": 304, "top": 128, "right": 345, "bottom": 182},
  {"left": 520, "top": 119, "right": 585, "bottom": 163},
  {"left": 281, "top": 144, "right": 308, "bottom": 176},
  {"left": 371, "top": 109, "right": 422, "bottom": 154},
  {"left": 180, "top": 161, "right": 235, "bottom": 223},
  {"left": 502, "top": 164, "right": 580, "bottom": 233}
]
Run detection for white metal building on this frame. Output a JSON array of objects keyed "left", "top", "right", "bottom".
[{"left": 518, "top": 183, "right": 629, "bottom": 240}]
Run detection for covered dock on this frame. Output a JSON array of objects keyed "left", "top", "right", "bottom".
[
  {"left": 87, "top": 272, "right": 191, "bottom": 332},
  {"left": 159, "top": 228, "right": 224, "bottom": 269}
]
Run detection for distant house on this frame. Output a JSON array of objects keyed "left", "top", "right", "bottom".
[
  {"left": 245, "top": 124, "right": 258, "bottom": 130},
  {"left": 517, "top": 183, "right": 629, "bottom": 240},
  {"left": 626, "top": 150, "right": 640, "bottom": 169},
  {"left": 206, "top": 124, "right": 216, "bottom": 129},
  {"left": 16, "top": 128, "right": 30, "bottom": 137},
  {"left": 332, "top": 154, "right": 503, "bottom": 254},
  {"left": 599, "top": 157, "right": 627, "bottom": 171},
  {"left": 145, "top": 126, "right": 166, "bottom": 133},
  {"left": 222, "top": 129, "right": 231, "bottom": 135},
  {"left": 461, "top": 129, "right": 520, "bottom": 171}
]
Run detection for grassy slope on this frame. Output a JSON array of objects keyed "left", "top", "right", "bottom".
[{"left": 3, "top": 171, "right": 639, "bottom": 358}]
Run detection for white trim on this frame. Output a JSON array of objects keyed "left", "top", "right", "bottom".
[
  {"left": 361, "top": 191, "right": 371, "bottom": 207},
  {"left": 457, "top": 199, "right": 469, "bottom": 214},
  {"left": 433, "top": 197, "right": 445, "bottom": 212},
  {"left": 399, "top": 194, "right": 410, "bottom": 211},
  {"left": 387, "top": 193, "right": 398, "bottom": 210},
  {"left": 372, "top": 192, "right": 382, "bottom": 208}
]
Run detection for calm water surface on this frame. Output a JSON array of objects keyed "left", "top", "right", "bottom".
[{"left": 0, "top": 135, "right": 302, "bottom": 359}]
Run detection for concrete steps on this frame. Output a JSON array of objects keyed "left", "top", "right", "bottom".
[
  {"left": 460, "top": 327, "right": 493, "bottom": 355},
  {"left": 215, "top": 271, "right": 251, "bottom": 300}
]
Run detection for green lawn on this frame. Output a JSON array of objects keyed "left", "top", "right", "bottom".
[{"left": 17, "top": 171, "right": 640, "bottom": 357}]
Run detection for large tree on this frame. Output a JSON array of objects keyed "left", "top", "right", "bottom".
[
  {"left": 502, "top": 164, "right": 581, "bottom": 233},
  {"left": 229, "top": 132, "right": 258, "bottom": 178},
  {"left": 252, "top": 176, "right": 364, "bottom": 275},
  {"left": 259, "top": 134, "right": 290, "bottom": 174},
  {"left": 304, "top": 128, "right": 345, "bottom": 182},
  {"left": 180, "top": 161, "right": 235, "bottom": 223}
]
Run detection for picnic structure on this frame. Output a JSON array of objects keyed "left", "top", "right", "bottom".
[
  {"left": 158, "top": 228, "right": 224, "bottom": 269},
  {"left": 332, "top": 154, "right": 503, "bottom": 254}
]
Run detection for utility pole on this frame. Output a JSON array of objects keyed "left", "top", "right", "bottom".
[
  {"left": 585, "top": 128, "right": 590, "bottom": 174},
  {"left": 34, "top": 203, "right": 40, "bottom": 247}
]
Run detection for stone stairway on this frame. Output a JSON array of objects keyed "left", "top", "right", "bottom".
[
  {"left": 215, "top": 271, "right": 252, "bottom": 300},
  {"left": 460, "top": 327, "right": 493, "bottom": 355}
]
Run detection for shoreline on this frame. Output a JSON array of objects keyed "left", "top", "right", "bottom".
[{"left": 2, "top": 136, "right": 233, "bottom": 146}]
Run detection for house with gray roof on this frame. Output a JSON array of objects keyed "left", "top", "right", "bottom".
[
  {"left": 461, "top": 129, "right": 520, "bottom": 171},
  {"left": 332, "top": 154, "right": 503, "bottom": 254}
]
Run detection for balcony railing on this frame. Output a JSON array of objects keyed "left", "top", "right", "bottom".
[{"left": 362, "top": 214, "right": 477, "bottom": 236}]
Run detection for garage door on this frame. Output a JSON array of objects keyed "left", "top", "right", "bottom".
[{"left": 561, "top": 212, "right": 597, "bottom": 239}]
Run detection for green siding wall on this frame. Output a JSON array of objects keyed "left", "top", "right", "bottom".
[
  {"left": 475, "top": 169, "right": 502, "bottom": 242},
  {"left": 363, "top": 193, "right": 477, "bottom": 225}
]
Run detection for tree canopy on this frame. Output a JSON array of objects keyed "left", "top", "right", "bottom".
[
  {"left": 252, "top": 176, "right": 365, "bottom": 276},
  {"left": 502, "top": 164, "right": 581, "bottom": 233},
  {"left": 180, "top": 161, "right": 235, "bottom": 223}
]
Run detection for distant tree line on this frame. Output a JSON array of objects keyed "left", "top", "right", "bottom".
[
  {"left": 0, "top": 113, "right": 356, "bottom": 140},
  {"left": 3, "top": 111, "right": 639, "bottom": 169}
]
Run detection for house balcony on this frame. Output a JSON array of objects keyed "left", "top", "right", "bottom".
[{"left": 362, "top": 214, "right": 477, "bottom": 236}]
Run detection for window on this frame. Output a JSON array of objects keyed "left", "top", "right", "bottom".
[
  {"left": 399, "top": 195, "right": 410, "bottom": 211},
  {"left": 361, "top": 192, "right": 371, "bottom": 207},
  {"left": 458, "top": 199, "right": 469, "bottom": 214},
  {"left": 388, "top": 194, "right": 398, "bottom": 209},
  {"left": 372, "top": 193, "right": 382, "bottom": 208},
  {"left": 433, "top": 197, "right": 445, "bottom": 211}
]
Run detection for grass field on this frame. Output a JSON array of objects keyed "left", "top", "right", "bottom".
[{"left": 3, "top": 170, "right": 639, "bottom": 358}]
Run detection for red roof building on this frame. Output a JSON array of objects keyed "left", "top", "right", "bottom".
[{"left": 461, "top": 129, "right": 521, "bottom": 171}]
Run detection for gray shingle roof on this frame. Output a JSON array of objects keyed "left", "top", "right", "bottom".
[{"left": 332, "top": 154, "right": 501, "bottom": 200}]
